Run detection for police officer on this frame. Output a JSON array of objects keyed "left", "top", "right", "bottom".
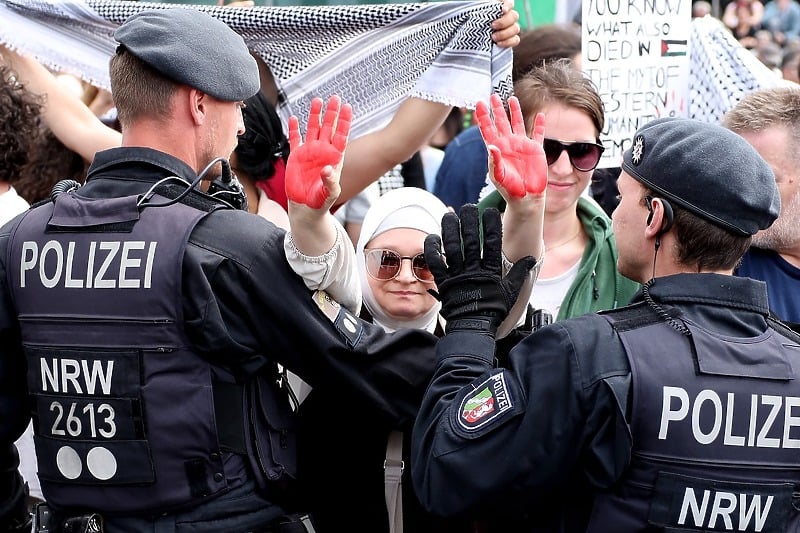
[
  {"left": 0, "top": 8, "right": 438, "bottom": 532},
  {"left": 411, "top": 117, "right": 800, "bottom": 531}
]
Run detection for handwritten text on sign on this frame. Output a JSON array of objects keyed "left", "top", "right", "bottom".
[{"left": 582, "top": 0, "right": 690, "bottom": 167}]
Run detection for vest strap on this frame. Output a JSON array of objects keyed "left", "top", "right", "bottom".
[{"left": 212, "top": 381, "right": 246, "bottom": 454}]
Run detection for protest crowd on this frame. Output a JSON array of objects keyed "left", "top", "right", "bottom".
[{"left": 1, "top": 0, "right": 800, "bottom": 531}]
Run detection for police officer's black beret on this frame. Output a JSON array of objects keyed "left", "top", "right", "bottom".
[
  {"left": 622, "top": 117, "right": 780, "bottom": 236},
  {"left": 114, "top": 8, "right": 260, "bottom": 102}
]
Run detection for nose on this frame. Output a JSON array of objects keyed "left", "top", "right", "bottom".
[
  {"left": 548, "top": 148, "right": 573, "bottom": 175},
  {"left": 237, "top": 109, "right": 246, "bottom": 136},
  {"left": 395, "top": 257, "right": 417, "bottom": 282}
]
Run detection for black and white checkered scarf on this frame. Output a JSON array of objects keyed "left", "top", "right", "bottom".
[{"left": 0, "top": 0, "right": 512, "bottom": 137}]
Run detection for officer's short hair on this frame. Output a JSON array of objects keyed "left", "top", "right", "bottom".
[{"left": 109, "top": 51, "right": 177, "bottom": 128}]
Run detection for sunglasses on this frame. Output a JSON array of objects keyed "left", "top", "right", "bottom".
[
  {"left": 543, "top": 138, "right": 605, "bottom": 172},
  {"left": 364, "top": 249, "right": 434, "bottom": 283}
]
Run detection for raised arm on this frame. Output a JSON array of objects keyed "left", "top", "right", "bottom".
[
  {"left": 284, "top": 95, "right": 361, "bottom": 313},
  {"left": 475, "top": 93, "right": 547, "bottom": 336},
  {"left": 337, "top": 97, "right": 451, "bottom": 206},
  {"left": 476, "top": 93, "right": 546, "bottom": 264},
  {"left": 0, "top": 44, "right": 121, "bottom": 162}
]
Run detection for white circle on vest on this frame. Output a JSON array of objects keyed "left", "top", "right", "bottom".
[
  {"left": 56, "top": 446, "right": 82, "bottom": 479},
  {"left": 343, "top": 313, "right": 357, "bottom": 333},
  {"left": 87, "top": 447, "right": 117, "bottom": 480}
]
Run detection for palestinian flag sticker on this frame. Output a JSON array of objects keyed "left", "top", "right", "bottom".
[{"left": 458, "top": 373, "right": 513, "bottom": 431}]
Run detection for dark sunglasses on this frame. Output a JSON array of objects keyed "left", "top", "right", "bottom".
[
  {"left": 543, "top": 138, "right": 605, "bottom": 172},
  {"left": 364, "top": 249, "right": 434, "bottom": 283}
]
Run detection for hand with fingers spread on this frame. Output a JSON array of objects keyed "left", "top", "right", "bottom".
[
  {"left": 424, "top": 205, "right": 536, "bottom": 338},
  {"left": 285, "top": 95, "right": 352, "bottom": 211},
  {"left": 476, "top": 93, "right": 547, "bottom": 199}
]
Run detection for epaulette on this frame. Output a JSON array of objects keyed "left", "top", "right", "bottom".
[
  {"left": 766, "top": 312, "right": 800, "bottom": 343},
  {"left": 599, "top": 300, "right": 682, "bottom": 332}
]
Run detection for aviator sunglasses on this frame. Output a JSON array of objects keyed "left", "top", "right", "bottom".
[
  {"left": 364, "top": 249, "right": 435, "bottom": 283},
  {"left": 543, "top": 138, "right": 605, "bottom": 172}
]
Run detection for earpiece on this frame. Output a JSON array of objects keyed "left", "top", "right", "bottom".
[
  {"left": 51, "top": 179, "right": 83, "bottom": 203},
  {"left": 645, "top": 195, "right": 674, "bottom": 235},
  {"left": 660, "top": 198, "right": 674, "bottom": 234}
]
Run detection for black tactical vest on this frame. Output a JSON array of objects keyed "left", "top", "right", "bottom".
[
  {"left": 7, "top": 191, "right": 249, "bottom": 514},
  {"left": 590, "top": 314, "right": 800, "bottom": 532}
]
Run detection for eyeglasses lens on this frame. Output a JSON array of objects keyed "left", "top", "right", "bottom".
[
  {"left": 411, "top": 254, "right": 434, "bottom": 282},
  {"left": 366, "top": 249, "right": 433, "bottom": 282},
  {"left": 543, "top": 139, "right": 603, "bottom": 171}
]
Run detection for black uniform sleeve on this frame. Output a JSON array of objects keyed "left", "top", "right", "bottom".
[
  {"left": 410, "top": 316, "right": 633, "bottom": 517},
  {"left": 0, "top": 230, "right": 34, "bottom": 527},
  {"left": 182, "top": 210, "right": 437, "bottom": 426}
]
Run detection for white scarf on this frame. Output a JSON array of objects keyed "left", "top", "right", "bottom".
[
  {"left": 688, "top": 15, "right": 793, "bottom": 124},
  {"left": 0, "top": 0, "right": 512, "bottom": 139}
]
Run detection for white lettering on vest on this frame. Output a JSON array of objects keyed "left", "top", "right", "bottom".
[
  {"left": 659, "top": 386, "right": 800, "bottom": 448},
  {"left": 492, "top": 375, "right": 510, "bottom": 410},
  {"left": 40, "top": 357, "right": 114, "bottom": 395},
  {"left": 20, "top": 240, "right": 156, "bottom": 289},
  {"left": 678, "top": 487, "right": 773, "bottom": 531}
]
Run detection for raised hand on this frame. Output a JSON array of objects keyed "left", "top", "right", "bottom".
[
  {"left": 285, "top": 95, "right": 352, "bottom": 210},
  {"left": 476, "top": 93, "right": 547, "bottom": 199},
  {"left": 424, "top": 205, "right": 536, "bottom": 338}
]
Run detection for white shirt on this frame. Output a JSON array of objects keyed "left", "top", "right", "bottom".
[
  {"left": 0, "top": 185, "right": 42, "bottom": 500},
  {"left": 0, "top": 185, "right": 30, "bottom": 227},
  {"left": 529, "top": 258, "right": 580, "bottom": 320}
]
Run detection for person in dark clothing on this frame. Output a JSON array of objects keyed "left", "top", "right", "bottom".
[
  {"left": 589, "top": 166, "right": 621, "bottom": 216},
  {"left": 412, "top": 117, "right": 800, "bottom": 531},
  {"left": 0, "top": 8, "right": 439, "bottom": 532}
]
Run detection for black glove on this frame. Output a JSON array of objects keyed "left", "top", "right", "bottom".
[{"left": 424, "top": 204, "right": 536, "bottom": 337}]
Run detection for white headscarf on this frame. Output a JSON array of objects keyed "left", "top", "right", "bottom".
[{"left": 356, "top": 187, "right": 449, "bottom": 333}]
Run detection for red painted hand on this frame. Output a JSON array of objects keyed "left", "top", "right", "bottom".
[
  {"left": 285, "top": 95, "right": 353, "bottom": 209},
  {"left": 476, "top": 93, "right": 547, "bottom": 197}
]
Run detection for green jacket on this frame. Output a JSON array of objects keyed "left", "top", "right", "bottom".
[{"left": 478, "top": 191, "right": 640, "bottom": 321}]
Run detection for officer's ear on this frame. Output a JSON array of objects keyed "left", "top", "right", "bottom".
[
  {"left": 645, "top": 195, "right": 674, "bottom": 250},
  {"left": 645, "top": 195, "right": 673, "bottom": 234}
]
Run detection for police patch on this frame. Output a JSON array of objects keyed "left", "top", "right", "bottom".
[
  {"left": 313, "top": 290, "right": 341, "bottom": 323},
  {"left": 312, "top": 290, "right": 362, "bottom": 347},
  {"left": 458, "top": 372, "right": 513, "bottom": 431},
  {"left": 631, "top": 135, "right": 645, "bottom": 165}
]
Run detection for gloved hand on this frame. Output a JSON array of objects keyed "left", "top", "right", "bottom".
[{"left": 424, "top": 204, "right": 536, "bottom": 337}]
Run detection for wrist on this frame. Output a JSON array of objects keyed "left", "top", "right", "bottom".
[
  {"left": 437, "top": 330, "right": 497, "bottom": 364},
  {"left": 444, "top": 316, "right": 500, "bottom": 337}
]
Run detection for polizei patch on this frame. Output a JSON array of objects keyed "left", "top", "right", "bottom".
[{"left": 458, "top": 373, "right": 513, "bottom": 431}]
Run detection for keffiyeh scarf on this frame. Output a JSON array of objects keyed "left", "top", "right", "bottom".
[
  {"left": 689, "top": 15, "right": 792, "bottom": 124},
  {"left": 0, "top": 0, "right": 512, "bottom": 137}
]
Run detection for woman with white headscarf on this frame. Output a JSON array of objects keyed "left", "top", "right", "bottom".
[
  {"left": 355, "top": 187, "right": 450, "bottom": 334},
  {"left": 355, "top": 186, "right": 538, "bottom": 337}
]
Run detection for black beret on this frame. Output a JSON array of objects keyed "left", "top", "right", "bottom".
[
  {"left": 114, "top": 8, "right": 260, "bottom": 102},
  {"left": 622, "top": 117, "right": 779, "bottom": 236}
]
